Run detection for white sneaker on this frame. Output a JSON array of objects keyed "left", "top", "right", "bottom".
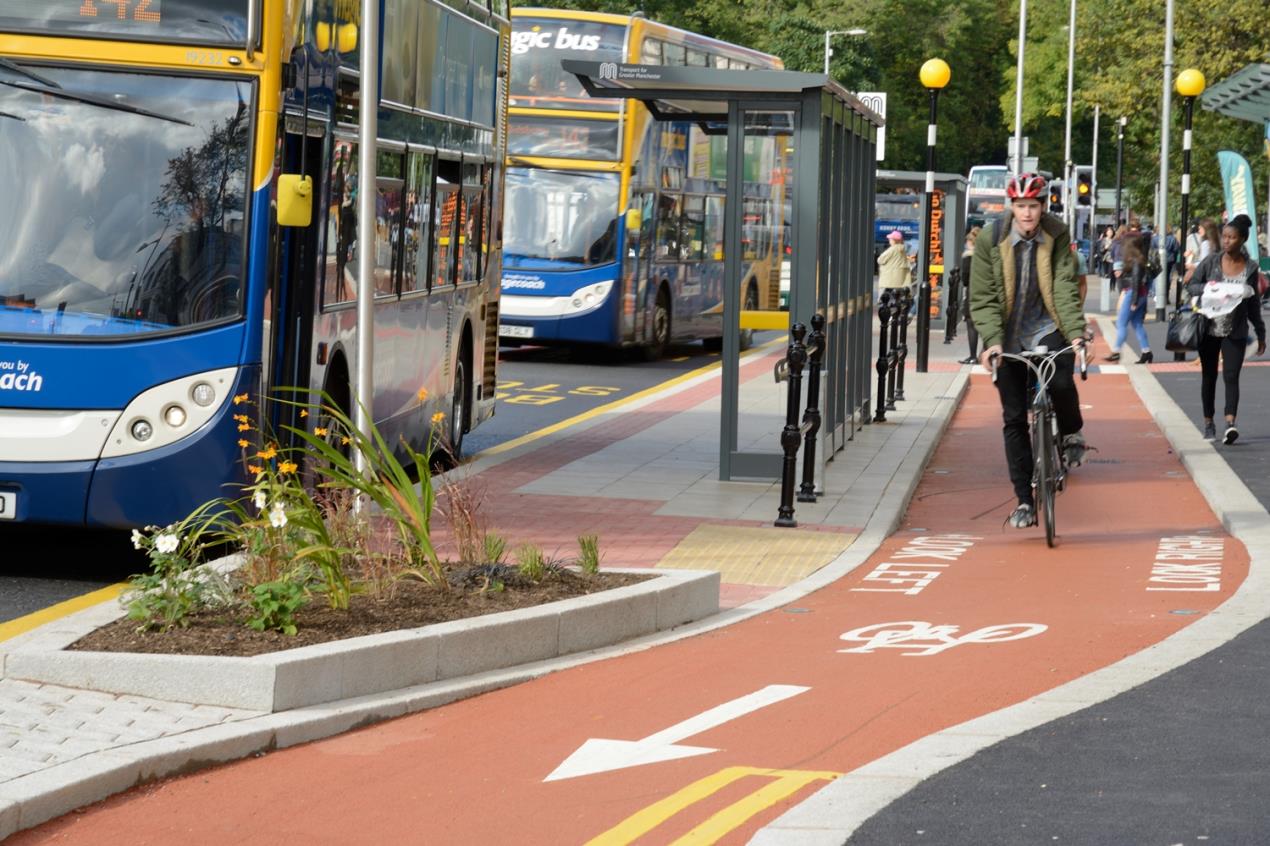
[
  {"left": 1223, "top": 426, "right": 1239, "bottom": 445},
  {"left": 1008, "top": 503, "right": 1037, "bottom": 528}
]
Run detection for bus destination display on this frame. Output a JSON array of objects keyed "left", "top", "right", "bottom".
[{"left": 0, "top": 0, "right": 249, "bottom": 45}]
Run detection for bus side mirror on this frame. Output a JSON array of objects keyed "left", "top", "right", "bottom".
[{"left": 277, "top": 174, "right": 313, "bottom": 227}]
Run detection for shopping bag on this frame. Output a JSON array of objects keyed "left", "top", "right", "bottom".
[{"left": 1165, "top": 307, "right": 1206, "bottom": 352}]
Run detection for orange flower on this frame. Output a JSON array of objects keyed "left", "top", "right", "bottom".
[
  {"left": 431, "top": 411, "right": 446, "bottom": 424},
  {"left": 299, "top": 409, "right": 309, "bottom": 419},
  {"left": 278, "top": 460, "right": 298, "bottom": 474},
  {"left": 237, "top": 423, "right": 252, "bottom": 432},
  {"left": 314, "top": 427, "right": 329, "bottom": 437},
  {"left": 232, "top": 393, "right": 249, "bottom": 405},
  {"left": 237, "top": 439, "right": 251, "bottom": 449},
  {"left": 247, "top": 464, "right": 263, "bottom": 475},
  {"left": 257, "top": 445, "right": 278, "bottom": 460},
  {"left": 416, "top": 387, "right": 429, "bottom": 403},
  {"left": 340, "top": 436, "right": 351, "bottom": 445},
  {"left": 233, "top": 414, "right": 249, "bottom": 424}
]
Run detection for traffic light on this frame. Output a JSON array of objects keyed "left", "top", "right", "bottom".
[
  {"left": 1075, "top": 167, "right": 1093, "bottom": 206},
  {"left": 1048, "top": 181, "right": 1063, "bottom": 214}
]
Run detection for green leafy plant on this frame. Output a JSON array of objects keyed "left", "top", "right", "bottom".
[
  {"left": 124, "top": 504, "right": 224, "bottom": 631},
  {"left": 246, "top": 579, "right": 309, "bottom": 636},
  {"left": 483, "top": 532, "right": 508, "bottom": 565},
  {"left": 577, "top": 534, "right": 602, "bottom": 576},
  {"left": 515, "top": 544, "right": 546, "bottom": 582},
  {"left": 280, "top": 389, "right": 445, "bottom": 587}
]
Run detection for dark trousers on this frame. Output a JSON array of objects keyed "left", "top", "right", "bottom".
[
  {"left": 965, "top": 316, "right": 979, "bottom": 360},
  {"left": 1198, "top": 334, "right": 1247, "bottom": 419},
  {"left": 994, "top": 330, "right": 1085, "bottom": 504}
]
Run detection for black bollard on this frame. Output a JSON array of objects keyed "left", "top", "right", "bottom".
[
  {"left": 798, "top": 313, "right": 826, "bottom": 502},
  {"left": 943, "top": 268, "right": 960, "bottom": 344},
  {"left": 886, "top": 290, "right": 900, "bottom": 410},
  {"left": 896, "top": 286, "right": 911, "bottom": 402},
  {"left": 874, "top": 292, "right": 891, "bottom": 423},
  {"left": 776, "top": 323, "right": 808, "bottom": 527}
]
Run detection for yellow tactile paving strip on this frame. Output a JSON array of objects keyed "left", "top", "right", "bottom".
[{"left": 656, "top": 524, "right": 857, "bottom": 587}]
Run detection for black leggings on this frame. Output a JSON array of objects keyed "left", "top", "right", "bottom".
[{"left": 1197, "top": 334, "right": 1248, "bottom": 420}]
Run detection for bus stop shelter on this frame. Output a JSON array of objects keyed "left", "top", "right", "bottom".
[
  {"left": 564, "top": 61, "right": 883, "bottom": 481},
  {"left": 876, "top": 170, "right": 967, "bottom": 321}
]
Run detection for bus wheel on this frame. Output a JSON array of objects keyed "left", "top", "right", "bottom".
[
  {"left": 643, "top": 287, "right": 671, "bottom": 361},
  {"left": 739, "top": 283, "right": 758, "bottom": 351},
  {"left": 447, "top": 354, "right": 469, "bottom": 461}
]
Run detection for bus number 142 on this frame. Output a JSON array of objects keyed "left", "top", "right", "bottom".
[{"left": 79, "top": 0, "right": 161, "bottom": 23}]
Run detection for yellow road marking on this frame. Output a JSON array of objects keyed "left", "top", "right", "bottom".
[
  {"left": 477, "top": 336, "right": 786, "bottom": 459},
  {"left": 585, "top": 766, "right": 840, "bottom": 846},
  {"left": 0, "top": 583, "right": 127, "bottom": 645}
]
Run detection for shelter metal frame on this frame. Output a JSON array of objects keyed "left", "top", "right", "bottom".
[{"left": 564, "top": 61, "right": 882, "bottom": 481}]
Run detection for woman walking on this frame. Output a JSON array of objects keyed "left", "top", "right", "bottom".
[
  {"left": 1187, "top": 214, "right": 1266, "bottom": 444},
  {"left": 1104, "top": 227, "right": 1153, "bottom": 363},
  {"left": 958, "top": 226, "right": 980, "bottom": 364}
]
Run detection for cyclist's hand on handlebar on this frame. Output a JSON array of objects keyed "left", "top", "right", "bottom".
[{"left": 980, "top": 344, "right": 1003, "bottom": 370}]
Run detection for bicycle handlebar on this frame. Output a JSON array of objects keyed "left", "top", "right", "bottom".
[{"left": 989, "top": 342, "right": 1088, "bottom": 388}]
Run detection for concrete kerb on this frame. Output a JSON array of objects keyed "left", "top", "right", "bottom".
[
  {"left": 752, "top": 329, "right": 1270, "bottom": 845},
  {"left": 2, "top": 568, "right": 720, "bottom": 712},
  {"left": 0, "top": 353, "right": 968, "bottom": 840}
]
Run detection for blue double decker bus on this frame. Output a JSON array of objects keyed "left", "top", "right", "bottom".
[
  {"left": 499, "top": 9, "right": 787, "bottom": 357},
  {"left": 0, "top": 0, "right": 508, "bottom": 528}
]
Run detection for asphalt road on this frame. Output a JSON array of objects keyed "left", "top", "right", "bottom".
[{"left": 0, "top": 334, "right": 780, "bottom": 628}]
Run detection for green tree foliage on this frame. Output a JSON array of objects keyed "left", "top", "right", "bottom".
[{"left": 520, "top": 0, "right": 1268, "bottom": 221}]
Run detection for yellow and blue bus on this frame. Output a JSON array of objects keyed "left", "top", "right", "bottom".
[
  {"left": 0, "top": 0, "right": 507, "bottom": 528},
  {"left": 498, "top": 8, "right": 786, "bottom": 356}
]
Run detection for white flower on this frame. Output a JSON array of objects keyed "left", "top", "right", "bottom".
[
  {"left": 131, "top": 529, "right": 144, "bottom": 550},
  {"left": 154, "top": 533, "right": 180, "bottom": 554},
  {"left": 253, "top": 490, "right": 267, "bottom": 511},
  {"left": 269, "top": 501, "right": 288, "bottom": 529}
]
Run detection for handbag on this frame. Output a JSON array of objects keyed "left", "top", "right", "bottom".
[{"left": 1165, "top": 307, "right": 1207, "bottom": 352}]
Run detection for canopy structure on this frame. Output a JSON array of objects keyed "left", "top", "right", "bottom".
[
  {"left": 1202, "top": 63, "right": 1270, "bottom": 124},
  {"left": 565, "top": 61, "right": 883, "bottom": 480}
]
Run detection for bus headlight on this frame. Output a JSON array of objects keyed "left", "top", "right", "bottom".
[
  {"left": 130, "top": 419, "right": 154, "bottom": 442},
  {"left": 562, "top": 281, "right": 613, "bottom": 317},
  {"left": 102, "top": 366, "right": 240, "bottom": 458}
]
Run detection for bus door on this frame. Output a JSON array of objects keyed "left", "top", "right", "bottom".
[
  {"left": 269, "top": 122, "right": 326, "bottom": 437},
  {"left": 629, "top": 191, "right": 656, "bottom": 343}
]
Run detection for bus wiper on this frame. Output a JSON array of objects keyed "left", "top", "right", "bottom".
[
  {"left": 0, "top": 79, "right": 192, "bottom": 127},
  {"left": 0, "top": 57, "right": 61, "bottom": 89}
]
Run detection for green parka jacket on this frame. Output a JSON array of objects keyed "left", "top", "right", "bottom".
[{"left": 968, "top": 211, "right": 1086, "bottom": 349}]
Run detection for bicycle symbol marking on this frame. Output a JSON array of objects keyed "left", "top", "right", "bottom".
[{"left": 837, "top": 621, "right": 1048, "bottom": 657}]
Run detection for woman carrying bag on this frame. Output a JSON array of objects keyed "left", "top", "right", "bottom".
[{"left": 1186, "top": 214, "right": 1267, "bottom": 444}]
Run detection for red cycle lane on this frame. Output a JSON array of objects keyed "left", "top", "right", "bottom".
[{"left": 15, "top": 373, "right": 1246, "bottom": 846}]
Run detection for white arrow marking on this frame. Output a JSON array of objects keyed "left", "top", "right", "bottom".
[{"left": 544, "top": 684, "right": 810, "bottom": 782}]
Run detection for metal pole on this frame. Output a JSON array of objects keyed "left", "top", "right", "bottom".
[
  {"left": 1012, "top": 0, "right": 1028, "bottom": 176},
  {"left": 1174, "top": 94, "right": 1194, "bottom": 361},
  {"left": 1090, "top": 105, "right": 1100, "bottom": 247},
  {"left": 1062, "top": 0, "right": 1076, "bottom": 233},
  {"left": 355, "top": 0, "right": 379, "bottom": 477},
  {"left": 1115, "top": 117, "right": 1125, "bottom": 227},
  {"left": 1155, "top": 0, "right": 1174, "bottom": 322},
  {"left": 915, "top": 88, "right": 938, "bottom": 372},
  {"left": 823, "top": 30, "right": 831, "bottom": 75}
]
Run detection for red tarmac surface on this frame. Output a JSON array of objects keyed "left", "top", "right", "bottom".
[{"left": 15, "top": 372, "right": 1247, "bottom": 845}]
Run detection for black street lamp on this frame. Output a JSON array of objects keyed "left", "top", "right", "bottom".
[
  {"left": 915, "top": 57, "right": 950, "bottom": 373},
  {"left": 1173, "top": 68, "right": 1205, "bottom": 361}
]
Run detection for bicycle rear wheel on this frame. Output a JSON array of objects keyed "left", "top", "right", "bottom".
[{"left": 1033, "top": 410, "right": 1057, "bottom": 546}]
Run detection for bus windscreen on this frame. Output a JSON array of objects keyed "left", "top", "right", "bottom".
[
  {"left": 0, "top": 66, "right": 252, "bottom": 338},
  {"left": 0, "top": 0, "right": 249, "bottom": 45}
]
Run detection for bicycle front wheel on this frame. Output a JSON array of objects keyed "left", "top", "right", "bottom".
[{"left": 1033, "top": 410, "right": 1057, "bottom": 546}]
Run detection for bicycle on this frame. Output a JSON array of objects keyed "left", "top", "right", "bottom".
[{"left": 991, "top": 343, "right": 1088, "bottom": 547}]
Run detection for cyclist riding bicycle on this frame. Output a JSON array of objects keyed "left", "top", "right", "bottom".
[{"left": 970, "top": 172, "right": 1089, "bottom": 529}]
